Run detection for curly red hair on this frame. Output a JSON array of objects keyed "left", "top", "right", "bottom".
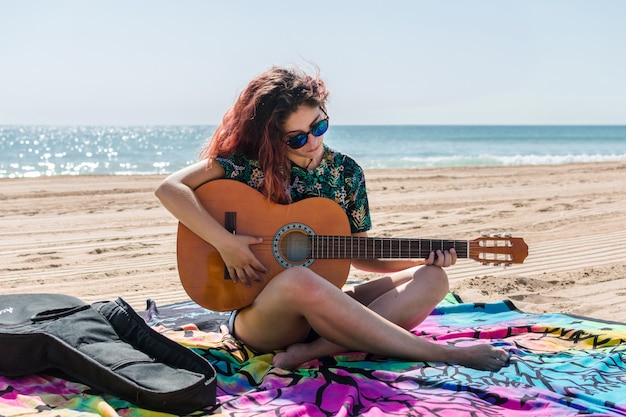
[{"left": 201, "top": 66, "right": 329, "bottom": 203}]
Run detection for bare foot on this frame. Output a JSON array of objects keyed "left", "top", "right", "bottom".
[
  {"left": 273, "top": 342, "right": 316, "bottom": 370},
  {"left": 454, "top": 344, "right": 510, "bottom": 371}
]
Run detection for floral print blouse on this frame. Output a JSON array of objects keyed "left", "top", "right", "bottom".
[{"left": 215, "top": 145, "right": 372, "bottom": 233}]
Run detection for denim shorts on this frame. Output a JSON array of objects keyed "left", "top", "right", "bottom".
[{"left": 228, "top": 309, "right": 320, "bottom": 345}]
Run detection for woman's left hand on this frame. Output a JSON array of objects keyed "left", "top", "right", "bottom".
[{"left": 425, "top": 248, "right": 457, "bottom": 267}]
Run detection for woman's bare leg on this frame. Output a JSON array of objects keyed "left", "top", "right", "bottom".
[
  {"left": 273, "top": 265, "right": 453, "bottom": 369},
  {"left": 234, "top": 266, "right": 508, "bottom": 371}
]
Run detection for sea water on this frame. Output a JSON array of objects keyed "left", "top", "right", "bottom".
[{"left": 1, "top": 125, "right": 625, "bottom": 177}]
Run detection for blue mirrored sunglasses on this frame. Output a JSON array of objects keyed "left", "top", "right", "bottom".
[{"left": 284, "top": 117, "right": 329, "bottom": 149}]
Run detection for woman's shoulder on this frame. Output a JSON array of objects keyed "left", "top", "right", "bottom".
[
  {"left": 215, "top": 152, "right": 262, "bottom": 168},
  {"left": 215, "top": 152, "right": 262, "bottom": 180},
  {"left": 324, "top": 145, "right": 364, "bottom": 174}
]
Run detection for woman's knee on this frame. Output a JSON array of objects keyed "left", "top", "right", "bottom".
[
  {"left": 413, "top": 265, "right": 450, "bottom": 297},
  {"left": 266, "top": 267, "right": 331, "bottom": 305}
]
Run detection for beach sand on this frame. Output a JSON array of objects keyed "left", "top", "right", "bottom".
[{"left": 1, "top": 161, "right": 625, "bottom": 322}]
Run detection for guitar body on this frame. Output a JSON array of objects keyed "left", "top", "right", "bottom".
[{"left": 177, "top": 180, "right": 352, "bottom": 311}]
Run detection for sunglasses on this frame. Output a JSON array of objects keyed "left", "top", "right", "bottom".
[{"left": 284, "top": 116, "right": 329, "bottom": 149}]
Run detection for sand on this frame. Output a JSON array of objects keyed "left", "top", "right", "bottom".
[{"left": 1, "top": 161, "right": 625, "bottom": 322}]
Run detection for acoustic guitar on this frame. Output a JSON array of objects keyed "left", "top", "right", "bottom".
[{"left": 177, "top": 180, "right": 528, "bottom": 311}]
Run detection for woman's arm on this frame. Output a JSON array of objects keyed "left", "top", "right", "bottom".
[
  {"left": 349, "top": 232, "right": 456, "bottom": 273},
  {"left": 155, "top": 161, "right": 267, "bottom": 286},
  {"left": 155, "top": 160, "right": 227, "bottom": 245}
]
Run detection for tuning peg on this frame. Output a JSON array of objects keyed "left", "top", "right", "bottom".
[
  {"left": 480, "top": 232, "right": 489, "bottom": 238},
  {"left": 490, "top": 233, "right": 502, "bottom": 238},
  {"left": 503, "top": 233, "right": 512, "bottom": 238}
]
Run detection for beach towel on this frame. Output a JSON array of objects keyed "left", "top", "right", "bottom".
[{"left": 2, "top": 293, "right": 626, "bottom": 416}]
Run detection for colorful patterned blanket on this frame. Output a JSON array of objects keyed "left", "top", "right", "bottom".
[{"left": 2, "top": 294, "right": 626, "bottom": 416}]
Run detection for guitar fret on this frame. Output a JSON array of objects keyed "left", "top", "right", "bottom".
[
  {"left": 317, "top": 235, "right": 321, "bottom": 258},
  {"left": 328, "top": 235, "right": 331, "bottom": 258},
  {"left": 339, "top": 235, "right": 343, "bottom": 259},
  {"left": 338, "top": 236, "right": 341, "bottom": 258},
  {"left": 315, "top": 235, "right": 319, "bottom": 258},
  {"left": 327, "top": 235, "right": 331, "bottom": 258},
  {"left": 349, "top": 235, "right": 352, "bottom": 258}
]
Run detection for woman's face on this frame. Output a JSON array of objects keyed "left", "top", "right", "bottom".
[{"left": 282, "top": 105, "right": 327, "bottom": 166}]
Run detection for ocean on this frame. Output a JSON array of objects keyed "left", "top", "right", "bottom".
[{"left": 1, "top": 125, "right": 625, "bottom": 178}]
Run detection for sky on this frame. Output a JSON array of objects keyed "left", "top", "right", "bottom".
[{"left": 1, "top": 1, "right": 625, "bottom": 126}]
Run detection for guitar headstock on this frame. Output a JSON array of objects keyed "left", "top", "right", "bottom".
[{"left": 469, "top": 233, "right": 528, "bottom": 266}]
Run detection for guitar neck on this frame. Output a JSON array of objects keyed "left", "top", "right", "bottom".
[{"left": 311, "top": 236, "right": 468, "bottom": 260}]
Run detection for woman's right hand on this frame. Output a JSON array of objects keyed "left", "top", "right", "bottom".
[
  {"left": 155, "top": 160, "right": 269, "bottom": 286},
  {"left": 217, "top": 234, "right": 268, "bottom": 287}
]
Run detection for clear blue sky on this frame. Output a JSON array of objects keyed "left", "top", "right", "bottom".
[{"left": 1, "top": 0, "right": 625, "bottom": 125}]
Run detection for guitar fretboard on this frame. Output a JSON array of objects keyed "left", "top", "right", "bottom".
[{"left": 310, "top": 236, "right": 469, "bottom": 259}]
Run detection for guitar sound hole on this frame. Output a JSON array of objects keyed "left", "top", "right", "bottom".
[{"left": 280, "top": 231, "right": 311, "bottom": 264}]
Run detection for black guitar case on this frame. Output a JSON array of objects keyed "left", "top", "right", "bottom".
[{"left": 0, "top": 293, "right": 216, "bottom": 414}]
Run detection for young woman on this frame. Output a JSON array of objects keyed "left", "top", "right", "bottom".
[{"left": 156, "top": 66, "right": 509, "bottom": 371}]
